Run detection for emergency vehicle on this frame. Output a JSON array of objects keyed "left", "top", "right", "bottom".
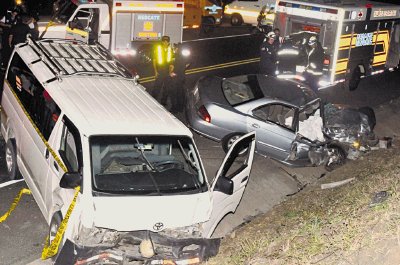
[
  {"left": 183, "top": 0, "right": 223, "bottom": 29},
  {"left": 275, "top": 0, "right": 400, "bottom": 90},
  {"left": 39, "top": 0, "right": 184, "bottom": 56},
  {"left": 224, "top": 0, "right": 277, "bottom": 26}
]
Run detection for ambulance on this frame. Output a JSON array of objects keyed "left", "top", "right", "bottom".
[
  {"left": 224, "top": 0, "right": 277, "bottom": 26},
  {"left": 39, "top": 0, "right": 184, "bottom": 56},
  {"left": 274, "top": 0, "right": 400, "bottom": 90}
]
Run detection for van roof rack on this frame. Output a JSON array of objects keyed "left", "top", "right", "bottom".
[{"left": 27, "top": 38, "right": 133, "bottom": 81}]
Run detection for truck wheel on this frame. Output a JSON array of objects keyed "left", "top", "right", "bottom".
[
  {"left": 231, "top": 13, "right": 243, "bottom": 26},
  {"left": 346, "top": 66, "right": 362, "bottom": 91},
  {"left": 5, "top": 139, "right": 21, "bottom": 180},
  {"left": 49, "top": 211, "right": 63, "bottom": 261}
]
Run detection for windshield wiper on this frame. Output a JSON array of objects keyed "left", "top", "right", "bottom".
[{"left": 135, "top": 138, "right": 161, "bottom": 195}]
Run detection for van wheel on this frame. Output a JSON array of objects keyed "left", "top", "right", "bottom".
[
  {"left": 346, "top": 67, "right": 362, "bottom": 91},
  {"left": 5, "top": 139, "right": 21, "bottom": 180},
  {"left": 49, "top": 211, "right": 63, "bottom": 261},
  {"left": 231, "top": 13, "right": 243, "bottom": 26}
]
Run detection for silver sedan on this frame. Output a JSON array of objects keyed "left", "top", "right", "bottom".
[{"left": 186, "top": 74, "right": 375, "bottom": 168}]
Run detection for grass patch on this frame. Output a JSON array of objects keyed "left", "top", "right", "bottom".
[{"left": 207, "top": 146, "right": 400, "bottom": 265}]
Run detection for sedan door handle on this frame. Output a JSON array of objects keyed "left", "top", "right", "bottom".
[
  {"left": 241, "top": 176, "right": 249, "bottom": 183},
  {"left": 252, "top": 123, "right": 260, "bottom": 128}
]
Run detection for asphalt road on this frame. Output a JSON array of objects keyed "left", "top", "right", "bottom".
[{"left": 1, "top": 25, "right": 400, "bottom": 264}]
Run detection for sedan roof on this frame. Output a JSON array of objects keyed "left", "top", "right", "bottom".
[{"left": 224, "top": 74, "right": 317, "bottom": 107}]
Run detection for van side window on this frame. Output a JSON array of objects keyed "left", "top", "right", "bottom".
[
  {"left": 59, "top": 117, "right": 82, "bottom": 172},
  {"left": 6, "top": 53, "right": 61, "bottom": 140}
]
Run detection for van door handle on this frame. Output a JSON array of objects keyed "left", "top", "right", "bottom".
[
  {"left": 53, "top": 162, "right": 59, "bottom": 172},
  {"left": 241, "top": 176, "right": 249, "bottom": 183},
  {"left": 252, "top": 123, "right": 260, "bottom": 128},
  {"left": 45, "top": 149, "right": 49, "bottom": 159}
]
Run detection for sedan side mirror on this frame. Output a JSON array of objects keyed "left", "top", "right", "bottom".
[
  {"left": 60, "top": 172, "right": 82, "bottom": 189},
  {"left": 214, "top": 176, "right": 233, "bottom": 195}
]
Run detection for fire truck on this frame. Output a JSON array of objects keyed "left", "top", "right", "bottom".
[
  {"left": 274, "top": 0, "right": 400, "bottom": 90},
  {"left": 39, "top": 0, "right": 184, "bottom": 56}
]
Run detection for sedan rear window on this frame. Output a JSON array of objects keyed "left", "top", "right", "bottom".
[{"left": 222, "top": 75, "right": 263, "bottom": 106}]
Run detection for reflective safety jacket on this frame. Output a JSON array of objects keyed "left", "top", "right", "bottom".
[
  {"left": 306, "top": 44, "right": 324, "bottom": 76},
  {"left": 154, "top": 44, "right": 173, "bottom": 66}
]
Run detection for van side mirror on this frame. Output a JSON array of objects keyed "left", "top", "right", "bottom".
[
  {"left": 60, "top": 172, "right": 82, "bottom": 189},
  {"left": 68, "top": 21, "right": 77, "bottom": 30},
  {"left": 214, "top": 176, "right": 233, "bottom": 195}
]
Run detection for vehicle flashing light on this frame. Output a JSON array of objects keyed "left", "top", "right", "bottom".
[{"left": 115, "top": 2, "right": 122, "bottom": 6}]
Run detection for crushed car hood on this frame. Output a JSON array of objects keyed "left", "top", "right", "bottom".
[{"left": 92, "top": 192, "right": 211, "bottom": 232}]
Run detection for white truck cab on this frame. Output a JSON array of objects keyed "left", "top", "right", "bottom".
[{"left": 0, "top": 38, "right": 256, "bottom": 263}]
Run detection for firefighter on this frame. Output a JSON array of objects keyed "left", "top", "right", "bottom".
[
  {"left": 0, "top": 8, "right": 19, "bottom": 69},
  {"left": 170, "top": 43, "right": 190, "bottom": 113},
  {"left": 305, "top": 35, "right": 324, "bottom": 91},
  {"left": 273, "top": 28, "right": 284, "bottom": 49},
  {"left": 152, "top": 35, "right": 174, "bottom": 106},
  {"left": 259, "top": 31, "right": 277, "bottom": 76},
  {"left": 257, "top": 6, "right": 273, "bottom": 33}
]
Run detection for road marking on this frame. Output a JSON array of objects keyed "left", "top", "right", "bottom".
[
  {"left": 139, "top": 57, "right": 260, "bottom": 83},
  {"left": 183, "top": 33, "right": 252, "bottom": 43},
  {"left": 0, "top": 179, "right": 24, "bottom": 189}
]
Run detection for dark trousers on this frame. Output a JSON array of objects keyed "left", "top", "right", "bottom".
[
  {"left": 152, "top": 70, "right": 170, "bottom": 105},
  {"left": 170, "top": 76, "right": 185, "bottom": 113}
]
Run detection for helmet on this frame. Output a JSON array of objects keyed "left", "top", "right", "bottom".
[
  {"left": 266, "top": 31, "right": 276, "bottom": 39},
  {"left": 308, "top": 36, "right": 317, "bottom": 45}
]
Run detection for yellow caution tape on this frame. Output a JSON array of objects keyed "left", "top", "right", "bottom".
[
  {"left": 41, "top": 186, "right": 80, "bottom": 260},
  {"left": 0, "top": 188, "right": 32, "bottom": 223}
]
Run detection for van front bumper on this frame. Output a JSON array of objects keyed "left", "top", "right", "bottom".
[{"left": 55, "top": 232, "right": 221, "bottom": 265}]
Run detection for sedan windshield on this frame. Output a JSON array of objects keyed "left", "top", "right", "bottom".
[{"left": 90, "top": 136, "right": 207, "bottom": 195}]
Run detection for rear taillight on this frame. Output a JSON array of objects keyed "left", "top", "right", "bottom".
[{"left": 198, "top": 105, "right": 211, "bottom": 123}]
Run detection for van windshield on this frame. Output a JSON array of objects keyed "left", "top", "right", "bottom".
[{"left": 90, "top": 135, "right": 207, "bottom": 195}]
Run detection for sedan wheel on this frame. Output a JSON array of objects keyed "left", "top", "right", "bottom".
[
  {"left": 325, "top": 145, "right": 346, "bottom": 172},
  {"left": 222, "top": 133, "right": 248, "bottom": 155}
]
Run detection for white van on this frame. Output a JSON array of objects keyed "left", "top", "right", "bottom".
[
  {"left": 225, "top": 0, "right": 277, "bottom": 26},
  {"left": 0, "top": 38, "right": 256, "bottom": 263}
]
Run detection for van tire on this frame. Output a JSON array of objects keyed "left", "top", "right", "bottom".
[
  {"left": 231, "top": 13, "right": 243, "bottom": 26},
  {"left": 49, "top": 211, "right": 63, "bottom": 261},
  {"left": 346, "top": 66, "right": 362, "bottom": 91},
  {"left": 5, "top": 139, "right": 21, "bottom": 180}
]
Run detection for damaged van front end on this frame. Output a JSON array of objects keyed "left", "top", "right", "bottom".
[{"left": 57, "top": 226, "right": 220, "bottom": 265}]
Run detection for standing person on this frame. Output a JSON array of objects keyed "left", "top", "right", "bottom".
[
  {"left": 273, "top": 28, "right": 284, "bottom": 49},
  {"left": 305, "top": 35, "right": 324, "bottom": 91},
  {"left": 259, "top": 31, "right": 277, "bottom": 76},
  {"left": 9, "top": 15, "right": 32, "bottom": 48},
  {"left": 152, "top": 35, "right": 174, "bottom": 107},
  {"left": 0, "top": 8, "right": 18, "bottom": 69},
  {"left": 170, "top": 43, "right": 190, "bottom": 113}
]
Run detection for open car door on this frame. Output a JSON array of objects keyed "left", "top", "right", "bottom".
[{"left": 203, "top": 131, "right": 256, "bottom": 238}]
